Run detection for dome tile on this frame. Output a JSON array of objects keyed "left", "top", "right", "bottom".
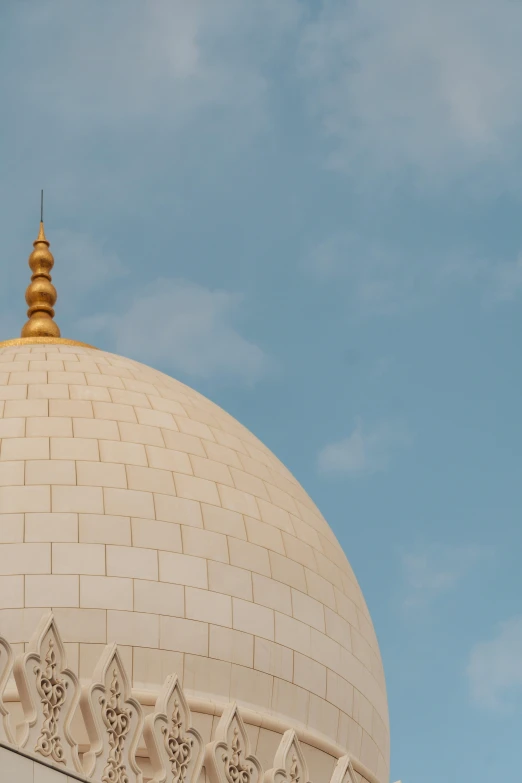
[
  {"left": 133, "top": 579, "right": 184, "bottom": 617},
  {"left": 233, "top": 597, "right": 274, "bottom": 641},
  {"left": 153, "top": 494, "right": 202, "bottom": 527},
  {"left": 79, "top": 513, "right": 131, "bottom": 545},
  {"left": 70, "top": 383, "right": 111, "bottom": 401},
  {"left": 209, "top": 625, "right": 253, "bottom": 669},
  {"left": 27, "top": 416, "right": 73, "bottom": 437},
  {"left": 208, "top": 560, "right": 252, "bottom": 601},
  {"left": 100, "top": 439, "right": 148, "bottom": 465},
  {"left": 130, "top": 518, "right": 181, "bottom": 553},
  {"left": 253, "top": 637, "right": 293, "bottom": 682},
  {"left": 160, "top": 616, "right": 208, "bottom": 656},
  {"left": 228, "top": 538, "right": 270, "bottom": 577},
  {"left": 25, "top": 512, "right": 78, "bottom": 543},
  {"left": 244, "top": 517, "right": 285, "bottom": 555},
  {"left": 26, "top": 574, "right": 78, "bottom": 607},
  {"left": 0, "top": 514, "right": 23, "bottom": 543},
  {"left": 0, "top": 575, "right": 23, "bottom": 609},
  {"left": 158, "top": 551, "right": 207, "bottom": 589}
]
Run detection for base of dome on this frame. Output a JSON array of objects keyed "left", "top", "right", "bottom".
[
  {"left": 0, "top": 336, "right": 97, "bottom": 349},
  {"left": 2, "top": 685, "right": 382, "bottom": 783}
]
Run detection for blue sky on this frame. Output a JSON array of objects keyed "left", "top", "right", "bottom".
[{"left": 1, "top": 2, "right": 522, "bottom": 780}]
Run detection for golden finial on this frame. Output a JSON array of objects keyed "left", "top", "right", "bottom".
[
  {"left": 0, "top": 194, "right": 96, "bottom": 349},
  {"left": 20, "top": 191, "right": 61, "bottom": 339}
]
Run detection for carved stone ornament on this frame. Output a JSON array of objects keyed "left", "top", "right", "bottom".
[
  {"left": 143, "top": 673, "right": 203, "bottom": 783},
  {"left": 81, "top": 643, "right": 143, "bottom": 783},
  {"left": 0, "top": 634, "right": 15, "bottom": 744},
  {"left": 205, "top": 703, "right": 262, "bottom": 783},
  {"left": 329, "top": 756, "right": 357, "bottom": 783},
  {"left": 13, "top": 612, "right": 82, "bottom": 772},
  {"left": 263, "top": 730, "right": 310, "bottom": 783}
]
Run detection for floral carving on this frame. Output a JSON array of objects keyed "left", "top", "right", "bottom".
[
  {"left": 81, "top": 644, "right": 143, "bottom": 783},
  {"left": 224, "top": 724, "right": 253, "bottom": 783},
  {"left": 205, "top": 703, "right": 262, "bottom": 783},
  {"left": 13, "top": 612, "right": 81, "bottom": 772},
  {"left": 34, "top": 638, "right": 68, "bottom": 763},
  {"left": 0, "top": 634, "right": 15, "bottom": 744},
  {"left": 264, "top": 731, "right": 309, "bottom": 783},
  {"left": 101, "top": 668, "right": 132, "bottom": 783},
  {"left": 329, "top": 756, "right": 357, "bottom": 783},
  {"left": 144, "top": 674, "right": 203, "bottom": 783},
  {"left": 163, "top": 698, "right": 192, "bottom": 782}
]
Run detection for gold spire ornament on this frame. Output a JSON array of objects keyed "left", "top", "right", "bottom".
[
  {"left": 0, "top": 193, "right": 96, "bottom": 349},
  {"left": 21, "top": 219, "right": 61, "bottom": 339}
]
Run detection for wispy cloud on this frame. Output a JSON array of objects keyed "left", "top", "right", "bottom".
[
  {"left": 78, "top": 278, "right": 269, "bottom": 385},
  {"left": 298, "top": 0, "right": 522, "bottom": 186},
  {"left": 317, "top": 416, "right": 410, "bottom": 477},
  {"left": 53, "top": 230, "right": 127, "bottom": 293},
  {"left": 305, "top": 232, "right": 417, "bottom": 316},
  {"left": 400, "top": 544, "right": 490, "bottom": 609},
  {"left": 0, "top": 0, "right": 302, "bottom": 222},
  {"left": 468, "top": 616, "right": 522, "bottom": 711},
  {"left": 7, "top": 1, "right": 301, "bottom": 140},
  {"left": 488, "top": 255, "right": 522, "bottom": 303},
  {"left": 306, "top": 230, "right": 522, "bottom": 316}
]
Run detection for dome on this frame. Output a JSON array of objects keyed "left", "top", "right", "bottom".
[{"left": 0, "top": 342, "right": 389, "bottom": 782}]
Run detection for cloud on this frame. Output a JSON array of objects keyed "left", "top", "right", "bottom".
[
  {"left": 436, "top": 251, "right": 522, "bottom": 306},
  {"left": 305, "top": 231, "right": 485, "bottom": 317},
  {"left": 317, "top": 416, "right": 410, "bottom": 477},
  {"left": 7, "top": 1, "right": 301, "bottom": 138},
  {"left": 306, "top": 230, "right": 522, "bottom": 316},
  {"left": 401, "top": 544, "right": 489, "bottom": 609},
  {"left": 488, "top": 255, "right": 522, "bottom": 303},
  {"left": 305, "top": 232, "right": 415, "bottom": 316},
  {"left": 468, "top": 616, "right": 522, "bottom": 711},
  {"left": 371, "top": 356, "right": 394, "bottom": 378},
  {"left": 52, "top": 230, "right": 127, "bottom": 293},
  {"left": 4, "top": 0, "right": 522, "bottom": 211},
  {"left": 298, "top": 0, "right": 522, "bottom": 185},
  {"left": 78, "top": 278, "right": 269, "bottom": 385},
  {"left": 0, "top": 0, "right": 303, "bottom": 222}
]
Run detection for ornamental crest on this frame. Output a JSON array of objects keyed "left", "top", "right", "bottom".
[
  {"left": 80, "top": 644, "right": 143, "bottom": 783},
  {"left": 13, "top": 612, "right": 81, "bottom": 772},
  {"left": 264, "top": 731, "right": 310, "bottom": 783},
  {"left": 205, "top": 703, "right": 262, "bottom": 783},
  {"left": 144, "top": 674, "right": 203, "bottom": 783}
]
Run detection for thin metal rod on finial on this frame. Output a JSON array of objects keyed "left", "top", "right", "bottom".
[{"left": 40, "top": 189, "right": 44, "bottom": 223}]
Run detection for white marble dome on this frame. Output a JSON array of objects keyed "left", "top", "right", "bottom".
[{"left": 0, "top": 343, "right": 389, "bottom": 782}]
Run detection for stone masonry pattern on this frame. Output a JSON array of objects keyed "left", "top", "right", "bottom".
[{"left": 0, "top": 344, "right": 389, "bottom": 783}]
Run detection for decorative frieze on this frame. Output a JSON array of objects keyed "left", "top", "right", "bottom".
[
  {"left": 205, "top": 703, "right": 262, "bottom": 783},
  {"left": 81, "top": 644, "right": 143, "bottom": 783},
  {"left": 0, "top": 614, "right": 364, "bottom": 783},
  {"left": 143, "top": 673, "right": 203, "bottom": 783},
  {"left": 13, "top": 612, "right": 82, "bottom": 772}
]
